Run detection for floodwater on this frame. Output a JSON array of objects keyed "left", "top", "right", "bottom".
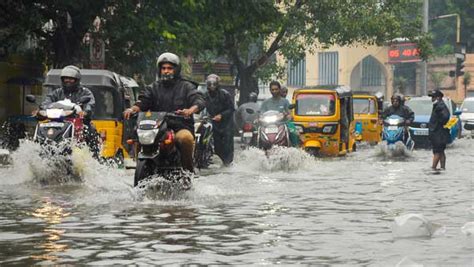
[{"left": 0, "top": 139, "right": 473, "bottom": 265}]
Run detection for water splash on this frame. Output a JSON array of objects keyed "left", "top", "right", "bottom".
[
  {"left": 233, "top": 146, "right": 315, "bottom": 172},
  {"left": 374, "top": 141, "right": 412, "bottom": 159}
]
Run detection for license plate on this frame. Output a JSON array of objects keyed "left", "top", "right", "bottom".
[
  {"left": 243, "top": 132, "right": 253, "bottom": 137},
  {"left": 264, "top": 127, "right": 279, "bottom": 134},
  {"left": 414, "top": 130, "right": 428, "bottom": 136},
  {"left": 40, "top": 122, "right": 64, "bottom": 128}
]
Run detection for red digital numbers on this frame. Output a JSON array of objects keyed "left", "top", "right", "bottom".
[
  {"left": 389, "top": 50, "right": 400, "bottom": 58},
  {"left": 388, "top": 43, "right": 421, "bottom": 63}
]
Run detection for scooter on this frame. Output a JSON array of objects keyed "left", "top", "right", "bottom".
[
  {"left": 382, "top": 115, "right": 415, "bottom": 151},
  {"left": 194, "top": 116, "right": 213, "bottom": 169},
  {"left": 25, "top": 95, "right": 92, "bottom": 178},
  {"left": 133, "top": 111, "right": 191, "bottom": 189},
  {"left": 256, "top": 110, "right": 290, "bottom": 151}
]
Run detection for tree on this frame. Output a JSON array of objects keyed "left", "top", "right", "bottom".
[
  {"left": 430, "top": 71, "right": 447, "bottom": 89},
  {"left": 177, "top": 0, "right": 426, "bottom": 104}
]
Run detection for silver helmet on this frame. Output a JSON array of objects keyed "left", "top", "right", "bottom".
[
  {"left": 156, "top": 52, "right": 181, "bottom": 82},
  {"left": 60, "top": 65, "right": 81, "bottom": 91}
]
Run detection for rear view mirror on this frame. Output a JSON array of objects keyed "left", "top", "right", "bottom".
[
  {"left": 245, "top": 108, "right": 255, "bottom": 114},
  {"left": 288, "top": 104, "right": 295, "bottom": 110},
  {"left": 454, "top": 109, "right": 462, "bottom": 116},
  {"left": 26, "top": 94, "right": 36, "bottom": 103}
]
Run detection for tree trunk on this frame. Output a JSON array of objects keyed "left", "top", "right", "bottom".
[{"left": 237, "top": 66, "right": 259, "bottom": 106}]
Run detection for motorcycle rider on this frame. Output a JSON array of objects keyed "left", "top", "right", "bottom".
[
  {"left": 203, "top": 74, "right": 235, "bottom": 166},
  {"left": 280, "top": 86, "right": 289, "bottom": 99},
  {"left": 234, "top": 92, "right": 259, "bottom": 131},
  {"left": 40, "top": 65, "right": 99, "bottom": 157},
  {"left": 123, "top": 52, "right": 205, "bottom": 173},
  {"left": 260, "top": 81, "right": 299, "bottom": 147},
  {"left": 382, "top": 93, "right": 415, "bottom": 143}
]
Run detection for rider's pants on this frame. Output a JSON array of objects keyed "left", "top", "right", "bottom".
[{"left": 175, "top": 129, "right": 195, "bottom": 172}]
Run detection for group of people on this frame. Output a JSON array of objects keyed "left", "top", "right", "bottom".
[
  {"left": 381, "top": 90, "right": 451, "bottom": 171},
  {"left": 41, "top": 51, "right": 452, "bottom": 172}
]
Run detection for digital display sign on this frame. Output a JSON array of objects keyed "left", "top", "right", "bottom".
[{"left": 388, "top": 42, "right": 421, "bottom": 63}]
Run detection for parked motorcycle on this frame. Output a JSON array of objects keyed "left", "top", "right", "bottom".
[
  {"left": 133, "top": 111, "right": 192, "bottom": 189},
  {"left": 382, "top": 115, "right": 414, "bottom": 151},
  {"left": 257, "top": 110, "right": 290, "bottom": 151},
  {"left": 194, "top": 116, "right": 214, "bottom": 169}
]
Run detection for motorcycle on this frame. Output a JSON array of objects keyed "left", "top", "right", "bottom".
[
  {"left": 382, "top": 115, "right": 415, "bottom": 151},
  {"left": 25, "top": 95, "right": 92, "bottom": 179},
  {"left": 133, "top": 111, "right": 192, "bottom": 189},
  {"left": 194, "top": 116, "right": 214, "bottom": 169},
  {"left": 238, "top": 107, "right": 258, "bottom": 149},
  {"left": 257, "top": 110, "right": 291, "bottom": 151}
]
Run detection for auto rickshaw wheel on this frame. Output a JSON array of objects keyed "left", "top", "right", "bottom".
[{"left": 305, "top": 147, "right": 320, "bottom": 157}]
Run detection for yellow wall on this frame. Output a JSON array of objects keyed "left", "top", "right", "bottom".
[{"left": 281, "top": 44, "right": 393, "bottom": 97}]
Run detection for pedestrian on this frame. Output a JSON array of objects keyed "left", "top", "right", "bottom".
[
  {"left": 203, "top": 74, "right": 235, "bottom": 166},
  {"left": 123, "top": 52, "right": 205, "bottom": 173},
  {"left": 428, "top": 89, "right": 450, "bottom": 171}
]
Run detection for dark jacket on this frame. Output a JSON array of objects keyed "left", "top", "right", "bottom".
[
  {"left": 41, "top": 86, "right": 95, "bottom": 115},
  {"left": 137, "top": 79, "right": 205, "bottom": 132},
  {"left": 204, "top": 88, "right": 235, "bottom": 131},
  {"left": 382, "top": 105, "right": 415, "bottom": 122},
  {"left": 429, "top": 100, "right": 450, "bottom": 138}
]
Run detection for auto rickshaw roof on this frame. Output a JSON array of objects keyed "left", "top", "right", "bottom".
[
  {"left": 43, "top": 69, "right": 120, "bottom": 88},
  {"left": 295, "top": 85, "right": 352, "bottom": 98},
  {"left": 353, "top": 90, "right": 384, "bottom": 99},
  {"left": 120, "top": 76, "right": 139, "bottom": 88}
]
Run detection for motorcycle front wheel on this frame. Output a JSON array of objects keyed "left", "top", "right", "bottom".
[{"left": 134, "top": 159, "right": 154, "bottom": 187}]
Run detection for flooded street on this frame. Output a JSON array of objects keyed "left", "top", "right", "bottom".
[{"left": 0, "top": 139, "right": 473, "bottom": 265}]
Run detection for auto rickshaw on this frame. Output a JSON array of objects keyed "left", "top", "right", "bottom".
[
  {"left": 43, "top": 69, "right": 138, "bottom": 161},
  {"left": 291, "top": 85, "right": 356, "bottom": 157},
  {"left": 352, "top": 92, "right": 384, "bottom": 144}
]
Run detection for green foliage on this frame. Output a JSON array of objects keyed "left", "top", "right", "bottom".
[
  {"left": 464, "top": 72, "right": 472, "bottom": 87},
  {"left": 430, "top": 71, "right": 447, "bottom": 88}
]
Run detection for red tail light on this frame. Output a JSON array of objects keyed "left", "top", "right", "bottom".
[{"left": 243, "top": 123, "right": 253, "bottom": 132}]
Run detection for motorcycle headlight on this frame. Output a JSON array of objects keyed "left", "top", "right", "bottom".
[
  {"left": 137, "top": 129, "right": 159, "bottom": 145},
  {"left": 262, "top": 115, "right": 278, "bottom": 124}
]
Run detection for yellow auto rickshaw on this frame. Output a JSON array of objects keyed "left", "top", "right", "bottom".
[
  {"left": 353, "top": 92, "right": 384, "bottom": 144},
  {"left": 43, "top": 69, "right": 139, "bottom": 161},
  {"left": 291, "top": 85, "right": 356, "bottom": 157}
]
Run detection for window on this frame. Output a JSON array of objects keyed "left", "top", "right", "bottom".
[
  {"left": 353, "top": 98, "right": 376, "bottom": 114},
  {"left": 361, "top": 56, "right": 383, "bottom": 86},
  {"left": 287, "top": 58, "right": 306, "bottom": 87},
  {"left": 318, "top": 52, "right": 338, "bottom": 85},
  {"left": 295, "top": 93, "right": 335, "bottom": 116},
  {"left": 90, "top": 87, "right": 116, "bottom": 119}
]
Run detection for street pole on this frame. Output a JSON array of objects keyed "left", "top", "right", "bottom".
[{"left": 420, "top": 0, "right": 429, "bottom": 96}]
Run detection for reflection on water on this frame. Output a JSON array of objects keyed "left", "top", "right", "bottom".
[
  {"left": 30, "top": 198, "right": 70, "bottom": 261},
  {"left": 0, "top": 140, "right": 473, "bottom": 265}
]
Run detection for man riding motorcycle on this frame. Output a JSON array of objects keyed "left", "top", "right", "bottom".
[
  {"left": 123, "top": 52, "right": 205, "bottom": 173},
  {"left": 40, "top": 65, "right": 99, "bottom": 156},
  {"left": 203, "top": 74, "right": 235, "bottom": 166},
  {"left": 260, "top": 81, "right": 299, "bottom": 147},
  {"left": 234, "top": 92, "right": 259, "bottom": 131},
  {"left": 382, "top": 93, "right": 415, "bottom": 142}
]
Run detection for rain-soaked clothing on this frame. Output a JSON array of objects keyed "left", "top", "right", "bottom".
[
  {"left": 429, "top": 100, "right": 450, "bottom": 153},
  {"left": 137, "top": 78, "right": 205, "bottom": 172},
  {"left": 204, "top": 88, "right": 235, "bottom": 165},
  {"left": 382, "top": 105, "right": 415, "bottom": 122}
]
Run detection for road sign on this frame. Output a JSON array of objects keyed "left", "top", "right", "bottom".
[{"left": 90, "top": 38, "right": 105, "bottom": 68}]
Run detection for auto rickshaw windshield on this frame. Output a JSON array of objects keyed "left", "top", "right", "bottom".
[
  {"left": 295, "top": 93, "right": 335, "bottom": 116},
  {"left": 353, "top": 98, "right": 376, "bottom": 114},
  {"left": 89, "top": 86, "right": 117, "bottom": 119}
]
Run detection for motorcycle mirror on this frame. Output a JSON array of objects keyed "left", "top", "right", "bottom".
[
  {"left": 25, "top": 94, "right": 36, "bottom": 103},
  {"left": 245, "top": 108, "right": 255, "bottom": 114},
  {"left": 288, "top": 104, "right": 295, "bottom": 110}
]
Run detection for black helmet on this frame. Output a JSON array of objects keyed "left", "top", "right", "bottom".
[
  {"left": 248, "top": 92, "right": 258, "bottom": 102},
  {"left": 60, "top": 65, "right": 81, "bottom": 92},
  {"left": 156, "top": 52, "right": 181, "bottom": 81},
  {"left": 391, "top": 93, "right": 402, "bottom": 102}
]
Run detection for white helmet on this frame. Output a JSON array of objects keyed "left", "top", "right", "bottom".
[
  {"left": 156, "top": 52, "right": 181, "bottom": 82},
  {"left": 60, "top": 65, "right": 81, "bottom": 90},
  {"left": 60, "top": 65, "right": 81, "bottom": 80}
]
